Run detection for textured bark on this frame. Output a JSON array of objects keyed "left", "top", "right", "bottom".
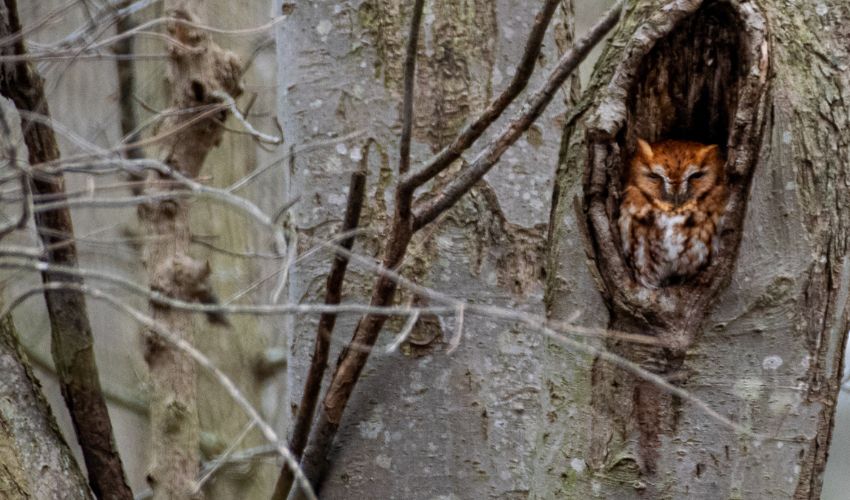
[
  {"left": 139, "top": 1, "right": 242, "bottom": 498},
  {"left": 586, "top": 0, "right": 768, "bottom": 477},
  {"left": 538, "top": 0, "right": 850, "bottom": 498},
  {"left": 186, "top": 4, "right": 281, "bottom": 498},
  {"left": 274, "top": 166, "right": 367, "bottom": 499},
  {"left": 276, "top": 0, "right": 577, "bottom": 497},
  {"left": 0, "top": 1, "right": 132, "bottom": 497},
  {"left": 0, "top": 310, "right": 93, "bottom": 500}
]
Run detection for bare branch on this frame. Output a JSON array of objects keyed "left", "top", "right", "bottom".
[
  {"left": 4, "top": 280, "right": 318, "bottom": 500},
  {"left": 412, "top": 0, "right": 624, "bottom": 230},
  {"left": 398, "top": 0, "right": 425, "bottom": 176},
  {"left": 0, "top": 0, "right": 132, "bottom": 495},
  {"left": 273, "top": 142, "right": 370, "bottom": 500},
  {"left": 398, "top": 0, "right": 560, "bottom": 193}
]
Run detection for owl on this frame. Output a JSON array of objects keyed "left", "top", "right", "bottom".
[{"left": 618, "top": 138, "right": 728, "bottom": 288}]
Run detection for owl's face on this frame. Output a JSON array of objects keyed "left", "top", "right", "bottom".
[{"left": 628, "top": 139, "right": 723, "bottom": 209}]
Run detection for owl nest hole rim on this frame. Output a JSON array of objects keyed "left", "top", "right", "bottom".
[{"left": 581, "top": 0, "right": 770, "bottom": 338}]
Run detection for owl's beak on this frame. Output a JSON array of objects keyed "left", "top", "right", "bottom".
[{"left": 661, "top": 186, "right": 688, "bottom": 207}]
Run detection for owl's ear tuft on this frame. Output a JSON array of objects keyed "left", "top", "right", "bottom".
[
  {"left": 695, "top": 144, "right": 719, "bottom": 164},
  {"left": 636, "top": 139, "right": 654, "bottom": 162}
]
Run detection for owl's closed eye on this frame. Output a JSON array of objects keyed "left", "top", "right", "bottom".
[{"left": 618, "top": 138, "right": 728, "bottom": 288}]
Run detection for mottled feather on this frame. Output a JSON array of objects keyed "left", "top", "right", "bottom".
[{"left": 618, "top": 139, "right": 728, "bottom": 288}]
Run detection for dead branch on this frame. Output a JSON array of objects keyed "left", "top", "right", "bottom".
[
  {"left": 273, "top": 143, "right": 370, "bottom": 499},
  {"left": 412, "top": 1, "right": 624, "bottom": 229},
  {"left": 398, "top": 0, "right": 425, "bottom": 176},
  {"left": 0, "top": 0, "right": 133, "bottom": 496},
  {"left": 294, "top": 2, "right": 624, "bottom": 493},
  {"left": 398, "top": 0, "right": 560, "bottom": 193}
]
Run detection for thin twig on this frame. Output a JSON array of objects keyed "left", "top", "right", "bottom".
[
  {"left": 398, "top": 0, "right": 425, "bottom": 176},
  {"left": 272, "top": 141, "right": 371, "bottom": 500},
  {"left": 0, "top": 247, "right": 662, "bottom": 350},
  {"left": 211, "top": 90, "right": 283, "bottom": 145},
  {"left": 447, "top": 304, "right": 465, "bottom": 354},
  {"left": 412, "top": 0, "right": 624, "bottom": 230},
  {"left": 386, "top": 301, "right": 418, "bottom": 353},
  {"left": 0, "top": 257, "right": 454, "bottom": 318},
  {"left": 398, "top": 0, "right": 561, "bottom": 193},
  {"left": 3, "top": 281, "right": 318, "bottom": 500},
  {"left": 193, "top": 422, "right": 256, "bottom": 493}
]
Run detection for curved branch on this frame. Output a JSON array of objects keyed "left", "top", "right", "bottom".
[
  {"left": 398, "top": 0, "right": 561, "bottom": 193},
  {"left": 412, "top": 1, "right": 624, "bottom": 230}
]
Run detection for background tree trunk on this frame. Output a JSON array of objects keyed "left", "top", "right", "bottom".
[
  {"left": 536, "top": 1, "right": 850, "bottom": 498},
  {"left": 6, "top": 0, "right": 282, "bottom": 495}
]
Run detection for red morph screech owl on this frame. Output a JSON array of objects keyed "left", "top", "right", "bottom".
[{"left": 618, "top": 138, "right": 728, "bottom": 288}]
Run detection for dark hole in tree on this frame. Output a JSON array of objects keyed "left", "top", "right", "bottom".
[{"left": 621, "top": 3, "right": 747, "bottom": 162}]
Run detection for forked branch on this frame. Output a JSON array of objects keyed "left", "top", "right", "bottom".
[
  {"left": 272, "top": 142, "right": 370, "bottom": 500},
  {"left": 292, "top": 1, "right": 623, "bottom": 495},
  {"left": 398, "top": 0, "right": 561, "bottom": 194}
]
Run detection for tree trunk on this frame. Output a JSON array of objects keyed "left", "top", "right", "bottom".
[
  {"left": 139, "top": 1, "right": 243, "bottom": 497},
  {"left": 275, "top": 0, "right": 577, "bottom": 496},
  {"left": 0, "top": 308, "right": 92, "bottom": 500},
  {"left": 537, "top": 0, "right": 850, "bottom": 498},
  {"left": 0, "top": 0, "right": 133, "bottom": 496}
]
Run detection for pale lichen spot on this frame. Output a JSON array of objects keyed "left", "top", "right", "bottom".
[
  {"left": 762, "top": 355, "right": 783, "bottom": 370},
  {"left": 335, "top": 143, "right": 348, "bottom": 156},
  {"left": 328, "top": 193, "right": 347, "bottom": 206},
  {"left": 782, "top": 130, "right": 793, "bottom": 144},
  {"left": 375, "top": 454, "right": 392, "bottom": 469},
  {"left": 816, "top": 3, "right": 828, "bottom": 16},
  {"left": 492, "top": 66, "right": 504, "bottom": 86},
  {"left": 316, "top": 19, "right": 333, "bottom": 37},
  {"left": 570, "top": 457, "right": 587, "bottom": 474}
]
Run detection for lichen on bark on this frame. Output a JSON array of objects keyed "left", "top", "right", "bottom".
[{"left": 537, "top": 1, "right": 850, "bottom": 498}]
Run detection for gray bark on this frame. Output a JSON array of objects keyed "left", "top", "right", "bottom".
[
  {"left": 0, "top": 310, "right": 92, "bottom": 500},
  {"left": 275, "top": 0, "right": 576, "bottom": 497},
  {"left": 537, "top": 1, "right": 850, "bottom": 499},
  {"left": 272, "top": 0, "right": 850, "bottom": 498}
]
